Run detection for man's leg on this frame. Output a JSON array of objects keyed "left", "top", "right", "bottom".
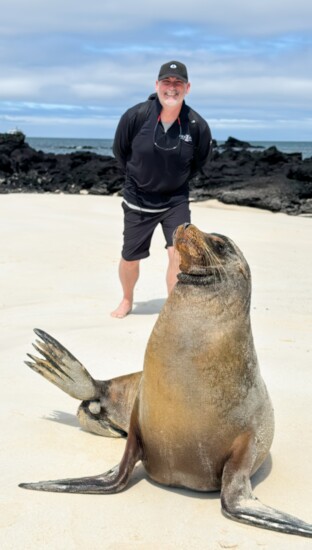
[
  {"left": 110, "top": 259, "right": 140, "bottom": 318},
  {"left": 166, "top": 246, "right": 181, "bottom": 294},
  {"left": 162, "top": 202, "right": 191, "bottom": 294}
]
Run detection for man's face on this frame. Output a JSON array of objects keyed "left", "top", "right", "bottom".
[{"left": 156, "top": 77, "right": 190, "bottom": 108}]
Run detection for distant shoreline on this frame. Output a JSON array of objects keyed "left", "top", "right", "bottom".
[{"left": 26, "top": 136, "right": 312, "bottom": 160}]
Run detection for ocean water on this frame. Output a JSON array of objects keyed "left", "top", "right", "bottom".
[
  {"left": 27, "top": 137, "right": 312, "bottom": 160},
  {"left": 27, "top": 137, "right": 114, "bottom": 157}
]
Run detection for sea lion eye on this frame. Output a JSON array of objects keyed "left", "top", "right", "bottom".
[{"left": 215, "top": 241, "right": 226, "bottom": 254}]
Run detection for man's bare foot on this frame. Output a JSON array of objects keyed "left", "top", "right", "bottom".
[{"left": 110, "top": 299, "right": 133, "bottom": 319}]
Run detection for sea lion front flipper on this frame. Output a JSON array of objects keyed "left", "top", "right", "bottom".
[
  {"left": 19, "top": 407, "right": 142, "bottom": 494},
  {"left": 221, "top": 433, "right": 312, "bottom": 537},
  {"left": 25, "top": 328, "right": 100, "bottom": 400}
]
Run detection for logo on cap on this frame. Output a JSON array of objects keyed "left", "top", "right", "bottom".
[{"left": 170, "top": 64, "right": 177, "bottom": 69}]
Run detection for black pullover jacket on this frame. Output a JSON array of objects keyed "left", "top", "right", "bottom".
[{"left": 113, "top": 96, "right": 212, "bottom": 210}]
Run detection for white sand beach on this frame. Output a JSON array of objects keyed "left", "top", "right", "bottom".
[{"left": 1, "top": 194, "right": 311, "bottom": 550}]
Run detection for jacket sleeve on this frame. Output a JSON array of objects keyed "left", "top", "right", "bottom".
[
  {"left": 112, "top": 110, "right": 133, "bottom": 173},
  {"left": 191, "top": 120, "right": 213, "bottom": 178}
]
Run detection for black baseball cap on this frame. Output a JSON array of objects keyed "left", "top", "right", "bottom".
[{"left": 158, "top": 61, "right": 188, "bottom": 83}]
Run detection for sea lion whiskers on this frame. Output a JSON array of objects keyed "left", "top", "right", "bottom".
[
  {"left": 202, "top": 242, "right": 228, "bottom": 286},
  {"left": 204, "top": 245, "right": 227, "bottom": 274},
  {"left": 181, "top": 232, "right": 228, "bottom": 280}
]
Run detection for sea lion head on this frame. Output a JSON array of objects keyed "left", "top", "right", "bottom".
[
  {"left": 77, "top": 400, "right": 127, "bottom": 438},
  {"left": 173, "top": 223, "right": 251, "bottom": 305}
]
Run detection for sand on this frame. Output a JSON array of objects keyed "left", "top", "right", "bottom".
[{"left": 1, "top": 194, "right": 311, "bottom": 550}]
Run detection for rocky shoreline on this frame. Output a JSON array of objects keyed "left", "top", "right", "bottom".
[{"left": 1, "top": 131, "right": 311, "bottom": 215}]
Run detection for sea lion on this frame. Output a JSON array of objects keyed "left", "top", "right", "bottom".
[{"left": 20, "top": 223, "right": 312, "bottom": 538}]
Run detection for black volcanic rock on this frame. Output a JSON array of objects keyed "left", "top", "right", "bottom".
[
  {"left": 0, "top": 131, "right": 311, "bottom": 215},
  {"left": 221, "top": 136, "right": 257, "bottom": 149}
]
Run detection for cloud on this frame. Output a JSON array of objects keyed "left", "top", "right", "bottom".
[
  {"left": 2, "top": 0, "right": 312, "bottom": 36},
  {"left": 0, "top": 0, "right": 311, "bottom": 139}
]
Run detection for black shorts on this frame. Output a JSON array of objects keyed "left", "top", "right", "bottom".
[{"left": 121, "top": 201, "right": 191, "bottom": 261}]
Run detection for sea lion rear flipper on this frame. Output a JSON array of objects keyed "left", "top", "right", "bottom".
[
  {"left": 19, "top": 411, "right": 142, "bottom": 494},
  {"left": 221, "top": 433, "right": 312, "bottom": 537},
  {"left": 25, "top": 328, "right": 100, "bottom": 400}
]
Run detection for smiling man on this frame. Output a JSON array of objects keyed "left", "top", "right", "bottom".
[{"left": 111, "top": 61, "right": 212, "bottom": 318}]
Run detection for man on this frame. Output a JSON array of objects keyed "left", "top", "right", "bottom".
[{"left": 111, "top": 60, "right": 212, "bottom": 318}]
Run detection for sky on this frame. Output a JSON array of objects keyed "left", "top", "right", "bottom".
[{"left": 1, "top": 0, "right": 312, "bottom": 141}]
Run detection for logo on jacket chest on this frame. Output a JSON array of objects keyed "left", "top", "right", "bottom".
[{"left": 180, "top": 134, "right": 192, "bottom": 143}]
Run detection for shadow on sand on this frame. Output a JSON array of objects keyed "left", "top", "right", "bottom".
[{"left": 132, "top": 298, "right": 166, "bottom": 315}]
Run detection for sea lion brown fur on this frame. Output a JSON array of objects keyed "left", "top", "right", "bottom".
[{"left": 20, "top": 223, "right": 312, "bottom": 538}]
